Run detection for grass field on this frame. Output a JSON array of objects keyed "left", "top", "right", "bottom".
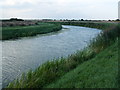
[
  {"left": 1, "top": 23, "right": 62, "bottom": 40},
  {"left": 6, "top": 22, "right": 119, "bottom": 88}
]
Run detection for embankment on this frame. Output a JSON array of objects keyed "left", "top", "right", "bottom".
[{"left": 1, "top": 23, "right": 62, "bottom": 40}]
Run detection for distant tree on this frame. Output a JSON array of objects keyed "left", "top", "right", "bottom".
[
  {"left": 71, "top": 19, "right": 75, "bottom": 21},
  {"left": 116, "top": 19, "right": 120, "bottom": 21},
  {"left": 84, "top": 19, "right": 88, "bottom": 21},
  {"left": 81, "top": 19, "right": 84, "bottom": 21},
  {"left": 10, "top": 18, "right": 24, "bottom": 21},
  {"left": 65, "top": 19, "right": 68, "bottom": 21}
]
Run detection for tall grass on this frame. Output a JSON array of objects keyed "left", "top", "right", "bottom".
[
  {"left": 46, "top": 40, "right": 118, "bottom": 88},
  {"left": 6, "top": 22, "right": 120, "bottom": 88},
  {"left": 1, "top": 23, "right": 62, "bottom": 40},
  {"left": 7, "top": 48, "right": 96, "bottom": 88},
  {"left": 89, "top": 23, "right": 120, "bottom": 53}
]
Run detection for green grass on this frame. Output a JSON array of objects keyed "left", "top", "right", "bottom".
[
  {"left": 6, "top": 22, "right": 120, "bottom": 88},
  {"left": 48, "top": 21, "right": 118, "bottom": 30},
  {"left": 1, "top": 23, "right": 62, "bottom": 40},
  {"left": 46, "top": 40, "right": 118, "bottom": 88}
]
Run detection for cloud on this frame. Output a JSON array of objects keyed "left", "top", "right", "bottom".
[
  {"left": 2, "top": 8, "right": 33, "bottom": 18},
  {"left": 1, "top": 0, "right": 37, "bottom": 6},
  {"left": 0, "top": 0, "right": 119, "bottom": 19}
]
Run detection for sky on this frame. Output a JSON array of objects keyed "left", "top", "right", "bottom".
[{"left": 0, "top": 0, "right": 119, "bottom": 20}]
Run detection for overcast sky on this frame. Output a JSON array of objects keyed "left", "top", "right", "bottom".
[{"left": 0, "top": 0, "right": 119, "bottom": 20}]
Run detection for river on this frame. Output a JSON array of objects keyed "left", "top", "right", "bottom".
[{"left": 1, "top": 25, "right": 101, "bottom": 88}]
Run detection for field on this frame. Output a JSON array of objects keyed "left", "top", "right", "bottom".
[
  {"left": 1, "top": 22, "right": 62, "bottom": 40},
  {"left": 6, "top": 21, "right": 119, "bottom": 88}
]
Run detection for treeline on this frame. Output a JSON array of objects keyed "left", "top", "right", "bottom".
[{"left": 1, "top": 18, "right": 24, "bottom": 22}]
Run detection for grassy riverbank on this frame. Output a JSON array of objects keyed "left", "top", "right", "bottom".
[
  {"left": 46, "top": 40, "right": 118, "bottom": 88},
  {"left": 6, "top": 22, "right": 119, "bottom": 88},
  {"left": 48, "top": 21, "right": 118, "bottom": 30},
  {"left": 1, "top": 23, "right": 62, "bottom": 40}
]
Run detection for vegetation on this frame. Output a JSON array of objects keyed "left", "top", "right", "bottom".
[
  {"left": 1, "top": 23, "right": 62, "bottom": 40},
  {"left": 9, "top": 18, "right": 24, "bottom": 21},
  {"left": 7, "top": 48, "right": 97, "bottom": 88},
  {"left": 6, "top": 22, "right": 119, "bottom": 88},
  {"left": 1, "top": 21, "right": 37, "bottom": 27},
  {"left": 46, "top": 40, "right": 118, "bottom": 88},
  {"left": 49, "top": 21, "right": 118, "bottom": 30}
]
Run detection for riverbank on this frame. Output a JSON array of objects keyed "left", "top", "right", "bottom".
[
  {"left": 6, "top": 22, "right": 119, "bottom": 88},
  {"left": 48, "top": 21, "right": 118, "bottom": 30},
  {"left": 46, "top": 40, "right": 118, "bottom": 88},
  {"left": 1, "top": 23, "right": 62, "bottom": 40}
]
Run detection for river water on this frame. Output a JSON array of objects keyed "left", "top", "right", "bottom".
[{"left": 1, "top": 25, "right": 101, "bottom": 88}]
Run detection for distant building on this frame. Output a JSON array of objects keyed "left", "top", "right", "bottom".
[{"left": 118, "top": 1, "right": 120, "bottom": 19}]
